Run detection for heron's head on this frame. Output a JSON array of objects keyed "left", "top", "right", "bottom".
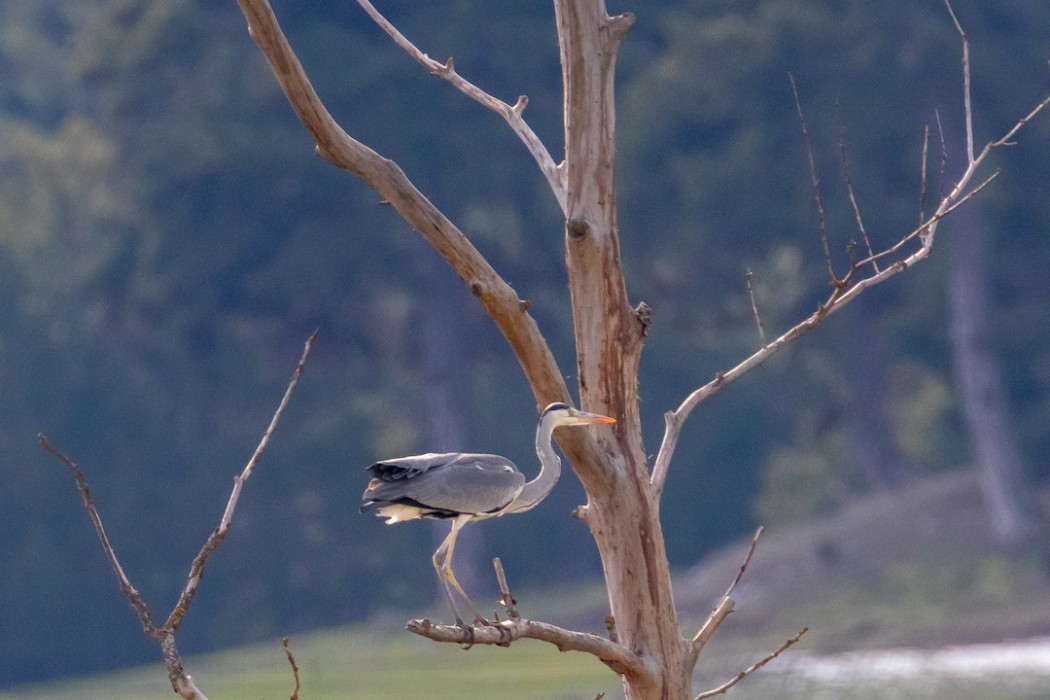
[{"left": 542, "top": 402, "right": 616, "bottom": 427}]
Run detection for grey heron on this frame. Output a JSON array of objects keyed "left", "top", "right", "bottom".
[{"left": 361, "top": 402, "right": 615, "bottom": 624}]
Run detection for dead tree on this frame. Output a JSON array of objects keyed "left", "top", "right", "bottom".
[{"left": 217, "top": 1, "right": 1044, "bottom": 698}]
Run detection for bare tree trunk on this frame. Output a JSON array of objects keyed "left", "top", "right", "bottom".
[
  {"left": 948, "top": 204, "right": 1038, "bottom": 551},
  {"left": 554, "top": 4, "right": 692, "bottom": 698}
]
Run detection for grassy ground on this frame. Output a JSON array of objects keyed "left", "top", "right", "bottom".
[
  {"left": 0, "top": 626, "right": 618, "bottom": 700},
  {"left": 6, "top": 624, "right": 1049, "bottom": 700},
  {"left": 6, "top": 472, "right": 1048, "bottom": 699}
]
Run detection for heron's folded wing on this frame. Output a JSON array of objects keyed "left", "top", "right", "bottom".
[
  {"left": 368, "top": 453, "right": 525, "bottom": 515},
  {"left": 366, "top": 452, "right": 459, "bottom": 481}
]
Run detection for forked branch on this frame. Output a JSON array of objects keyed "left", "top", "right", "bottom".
[
  {"left": 40, "top": 332, "right": 317, "bottom": 699},
  {"left": 690, "top": 526, "right": 764, "bottom": 663},
  {"left": 355, "top": 0, "right": 566, "bottom": 211},
  {"left": 650, "top": 5, "right": 1050, "bottom": 498}
]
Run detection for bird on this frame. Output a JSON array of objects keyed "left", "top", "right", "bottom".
[{"left": 361, "top": 402, "right": 615, "bottom": 624}]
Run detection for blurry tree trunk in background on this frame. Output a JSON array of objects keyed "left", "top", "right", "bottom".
[
  {"left": 842, "top": 300, "right": 914, "bottom": 489},
  {"left": 419, "top": 263, "right": 488, "bottom": 599},
  {"left": 948, "top": 204, "right": 1038, "bottom": 551}
]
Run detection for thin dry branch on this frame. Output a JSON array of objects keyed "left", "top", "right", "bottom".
[
  {"left": 934, "top": 109, "right": 947, "bottom": 206},
  {"left": 789, "top": 73, "right": 837, "bottom": 284},
  {"left": 38, "top": 435, "right": 159, "bottom": 638},
  {"left": 693, "top": 628, "right": 808, "bottom": 700},
  {"left": 41, "top": 332, "right": 317, "bottom": 699},
  {"left": 838, "top": 124, "right": 877, "bottom": 271},
  {"left": 407, "top": 617, "right": 655, "bottom": 683},
  {"left": 857, "top": 169, "right": 1000, "bottom": 267},
  {"left": 988, "top": 92, "right": 1050, "bottom": 149},
  {"left": 493, "top": 557, "right": 520, "bottom": 621},
  {"left": 355, "top": 0, "right": 565, "bottom": 212},
  {"left": 919, "top": 123, "right": 930, "bottom": 225},
  {"left": 166, "top": 329, "right": 317, "bottom": 631},
  {"left": 283, "top": 638, "right": 301, "bottom": 700},
  {"left": 744, "top": 269, "right": 766, "bottom": 347},
  {"left": 944, "top": 0, "right": 974, "bottom": 163},
  {"left": 690, "top": 527, "right": 764, "bottom": 662}
]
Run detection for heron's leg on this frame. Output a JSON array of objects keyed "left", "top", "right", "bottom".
[
  {"left": 432, "top": 520, "right": 467, "bottom": 625},
  {"left": 436, "top": 515, "right": 487, "bottom": 623}
]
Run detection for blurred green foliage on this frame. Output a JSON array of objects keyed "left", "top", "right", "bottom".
[{"left": 0, "top": 0, "right": 1047, "bottom": 687}]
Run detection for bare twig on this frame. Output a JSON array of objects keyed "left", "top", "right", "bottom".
[
  {"left": 690, "top": 527, "right": 764, "bottom": 662},
  {"left": 838, "top": 124, "right": 877, "bottom": 271},
  {"left": 407, "top": 617, "right": 655, "bottom": 684},
  {"left": 944, "top": 0, "right": 974, "bottom": 163},
  {"left": 283, "top": 638, "right": 301, "bottom": 700},
  {"left": 166, "top": 329, "right": 317, "bottom": 631},
  {"left": 745, "top": 269, "right": 767, "bottom": 347},
  {"left": 694, "top": 628, "right": 808, "bottom": 700},
  {"left": 354, "top": 0, "right": 566, "bottom": 212},
  {"left": 935, "top": 109, "right": 947, "bottom": 205},
  {"left": 789, "top": 72, "right": 836, "bottom": 284},
  {"left": 919, "top": 123, "right": 930, "bottom": 225},
  {"left": 38, "top": 435, "right": 160, "bottom": 637},
  {"left": 41, "top": 332, "right": 317, "bottom": 699},
  {"left": 989, "top": 93, "right": 1050, "bottom": 149},
  {"left": 493, "top": 557, "right": 520, "bottom": 621}
]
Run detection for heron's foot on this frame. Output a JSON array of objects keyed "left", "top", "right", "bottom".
[
  {"left": 455, "top": 618, "right": 476, "bottom": 650},
  {"left": 474, "top": 615, "right": 513, "bottom": 646}
]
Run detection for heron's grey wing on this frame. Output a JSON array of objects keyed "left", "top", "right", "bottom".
[
  {"left": 364, "top": 453, "right": 524, "bottom": 516},
  {"left": 366, "top": 452, "right": 460, "bottom": 481},
  {"left": 361, "top": 453, "right": 457, "bottom": 514}
]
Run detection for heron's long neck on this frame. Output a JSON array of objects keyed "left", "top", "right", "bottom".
[{"left": 505, "top": 414, "right": 561, "bottom": 514}]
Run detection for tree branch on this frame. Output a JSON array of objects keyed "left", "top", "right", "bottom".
[
  {"left": 650, "top": 12, "right": 1050, "bottom": 497},
  {"left": 355, "top": 0, "right": 566, "bottom": 212},
  {"left": 693, "top": 628, "right": 807, "bottom": 700},
  {"left": 838, "top": 123, "right": 877, "bottom": 271},
  {"left": 789, "top": 72, "right": 837, "bottom": 286},
  {"left": 38, "top": 434, "right": 162, "bottom": 640},
  {"left": 744, "top": 269, "right": 767, "bottom": 348},
  {"left": 944, "top": 0, "right": 974, "bottom": 164},
  {"left": 689, "top": 527, "right": 764, "bottom": 663},
  {"left": 492, "top": 557, "right": 521, "bottom": 621},
  {"left": 918, "top": 123, "right": 930, "bottom": 226},
  {"left": 283, "top": 638, "right": 301, "bottom": 700},
  {"left": 406, "top": 617, "right": 655, "bottom": 684},
  {"left": 40, "top": 332, "right": 317, "bottom": 699},
  {"left": 166, "top": 329, "right": 316, "bottom": 631},
  {"left": 231, "top": 0, "right": 603, "bottom": 459}
]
